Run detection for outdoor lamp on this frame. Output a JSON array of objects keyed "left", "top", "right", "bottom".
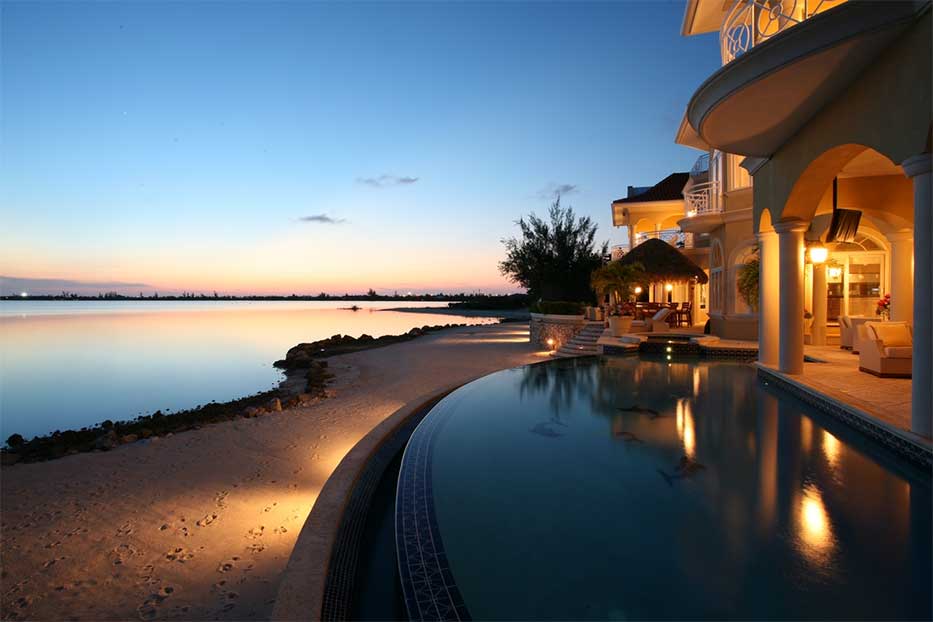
[
  {"left": 808, "top": 242, "right": 828, "bottom": 264},
  {"left": 634, "top": 286, "right": 643, "bottom": 295},
  {"left": 665, "top": 283, "right": 673, "bottom": 292}
]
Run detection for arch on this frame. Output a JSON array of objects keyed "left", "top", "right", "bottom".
[
  {"left": 729, "top": 238, "right": 759, "bottom": 315},
  {"left": 631, "top": 218, "right": 655, "bottom": 234},
  {"left": 756, "top": 207, "right": 774, "bottom": 235},
  {"left": 709, "top": 237, "right": 726, "bottom": 315}
]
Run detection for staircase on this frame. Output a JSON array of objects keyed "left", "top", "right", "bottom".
[{"left": 555, "top": 323, "right": 606, "bottom": 358}]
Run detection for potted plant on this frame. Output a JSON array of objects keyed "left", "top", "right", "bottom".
[{"left": 591, "top": 262, "right": 644, "bottom": 336}]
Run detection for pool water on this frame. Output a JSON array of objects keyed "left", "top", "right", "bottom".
[{"left": 396, "top": 356, "right": 932, "bottom": 620}]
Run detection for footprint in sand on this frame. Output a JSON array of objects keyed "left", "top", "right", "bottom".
[
  {"left": 262, "top": 503, "right": 277, "bottom": 513},
  {"left": 247, "top": 542, "right": 265, "bottom": 553},
  {"left": 246, "top": 526, "right": 264, "bottom": 539},
  {"left": 111, "top": 543, "right": 136, "bottom": 565},
  {"left": 164, "top": 547, "right": 194, "bottom": 563},
  {"left": 196, "top": 513, "right": 218, "bottom": 527},
  {"left": 116, "top": 522, "right": 134, "bottom": 537},
  {"left": 217, "top": 556, "right": 241, "bottom": 573},
  {"left": 273, "top": 526, "right": 288, "bottom": 535},
  {"left": 214, "top": 490, "right": 229, "bottom": 509}
]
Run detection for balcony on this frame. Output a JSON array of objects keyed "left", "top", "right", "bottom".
[
  {"left": 690, "top": 153, "right": 710, "bottom": 178},
  {"left": 721, "top": 0, "right": 847, "bottom": 65},
  {"left": 684, "top": 181, "right": 722, "bottom": 217},
  {"left": 685, "top": 1, "right": 925, "bottom": 156},
  {"left": 635, "top": 229, "right": 694, "bottom": 249}
]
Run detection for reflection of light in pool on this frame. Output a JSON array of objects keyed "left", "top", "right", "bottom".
[
  {"left": 823, "top": 431, "right": 840, "bottom": 468},
  {"left": 692, "top": 367, "right": 700, "bottom": 396},
  {"left": 798, "top": 484, "right": 834, "bottom": 565},
  {"left": 676, "top": 399, "right": 696, "bottom": 458},
  {"left": 801, "top": 417, "right": 813, "bottom": 453}
]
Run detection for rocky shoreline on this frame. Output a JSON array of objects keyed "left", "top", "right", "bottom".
[{"left": 1, "top": 322, "right": 481, "bottom": 465}]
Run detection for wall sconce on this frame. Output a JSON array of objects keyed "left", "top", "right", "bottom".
[
  {"left": 807, "top": 242, "right": 828, "bottom": 264},
  {"left": 665, "top": 283, "right": 674, "bottom": 292}
]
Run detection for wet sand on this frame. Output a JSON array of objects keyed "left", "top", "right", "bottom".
[{"left": 0, "top": 323, "right": 540, "bottom": 620}]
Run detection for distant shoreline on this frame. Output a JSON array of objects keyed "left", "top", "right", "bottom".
[{"left": 384, "top": 306, "right": 530, "bottom": 319}]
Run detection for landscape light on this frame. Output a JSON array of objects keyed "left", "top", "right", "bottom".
[{"left": 546, "top": 338, "right": 555, "bottom": 350}]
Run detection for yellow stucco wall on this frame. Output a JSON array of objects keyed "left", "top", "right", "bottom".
[{"left": 753, "top": 9, "right": 932, "bottom": 230}]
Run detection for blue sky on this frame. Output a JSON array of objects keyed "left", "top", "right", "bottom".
[{"left": 1, "top": 1, "right": 720, "bottom": 295}]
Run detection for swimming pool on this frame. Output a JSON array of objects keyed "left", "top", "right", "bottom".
[{"left": 395, "top": 356, "right": 932, "bottom": 620}]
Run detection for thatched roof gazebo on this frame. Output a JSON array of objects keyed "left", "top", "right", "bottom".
[{"left": 617, "top": 238, "right": 708, "bottom": 284}]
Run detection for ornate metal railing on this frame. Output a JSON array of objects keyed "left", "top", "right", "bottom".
[
  {"left": 690, "top": 153, "right": 710, "bottom": 177},
  {"left": 635, "top": 229, "right": 694, "bottom": 249},
  {"left": 720, "top": 0, "right": 844, "bottom": 64},
  {"left": 684, "top": 181, "right": 722, "bottom": 217}
]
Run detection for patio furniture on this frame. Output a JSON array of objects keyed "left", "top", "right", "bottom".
[
  {"left": 678, "top": 301, "right": 693, "bottom": 327},
  {"left": 649, "top": 308, "right": 673, "bottom": 332},
  {"left": 858, "top": 321, "right": 912, "bottom": 378},
  {"left": 840, "top": 316, "right": 873, "bottom": 351}
]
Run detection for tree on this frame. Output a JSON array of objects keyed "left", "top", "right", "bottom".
[
  {"left": 499, "top": 196, "right": 606, "bottom": 302},
  {"left": 591, "top": 261, "right": 645, "bottom": 306}
]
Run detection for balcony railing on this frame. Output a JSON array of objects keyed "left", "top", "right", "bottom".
[
  {"left": 690, "top": 153, "right": 710, "bottom": 177},
  {"left": 684, "top": 181, "right": 723, "bottom": 217},
  {"left": 720, "top": 0, "right": 845, "bottom": 64},
  {"left": 635, "top": 229, "right": 695, "bottom": 249}
]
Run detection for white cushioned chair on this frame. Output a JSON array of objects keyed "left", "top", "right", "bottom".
[
  {"left": 858, "top": 321, "right": 912, "bottom": 378},
  {"left": 648, "top": 308, "right": 672, "bottom": 333}
]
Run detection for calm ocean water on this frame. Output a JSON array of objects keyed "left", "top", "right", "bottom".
[{"left": 0, "top": 300, "right": 496, "bottom": 440}]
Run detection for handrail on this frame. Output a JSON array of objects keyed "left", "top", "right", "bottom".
[
  {"left": 684, "top": 180, "right": 723, "bottom": 216},
  {"left": 634, "top": 229, "right": 694, "bottom": 249},
  {"left": 720, "top": 0, "right": 842, "bottom": 64},
  {"left": 690, "top": 153, "right": 710, "bottom": 177}
]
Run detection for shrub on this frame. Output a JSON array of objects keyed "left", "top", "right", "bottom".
[
  {"left": 737, "top": 257, "right": 760, "bottom": 312},
  {"left": 531, "top": 300, "right": 584, "bottom": 315}
]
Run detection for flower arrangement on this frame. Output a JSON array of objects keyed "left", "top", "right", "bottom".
[{"left": 876, "top": 293, "right": 891, "bottom": 320}]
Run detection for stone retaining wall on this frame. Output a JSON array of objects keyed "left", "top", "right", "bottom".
[{"left": 529, "top": 313, "right": 586, "bottom": 349}]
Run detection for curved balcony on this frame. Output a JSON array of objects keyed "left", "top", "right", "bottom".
[
  {"left": 721, "top": 0, "right": 847, "bottom": 65},
  {"left": 635, "top": 229, "right": 694, "bottom": 249},
  {"left": 684, "top": 181, "right": 722, "bottom": 216},
  {"left": 690, "top": 153, "right": 710, "bottom": 178},
  {"left": 686, "top": 0, "right": 926, "bottom": 156}
]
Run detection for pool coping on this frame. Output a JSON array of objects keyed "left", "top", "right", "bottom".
[
  {"left": 271, "top": 382, "right": 467, "bottom": 622},
  {"left": 755, "top": 363, "right": 933, "bottom": 469}
]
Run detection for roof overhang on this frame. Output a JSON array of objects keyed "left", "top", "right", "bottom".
[
  {"left": 612, "top": 199, "right": 684, "bottom": 227},
  {"left": 681, "top": 0, "right": 729, "bottom": 36},
  {"left": 685, "top": 1, "right": 927, "bottom": 157},
  {"left": 675, "top": 112, "right": 710, "bottom": 151}
]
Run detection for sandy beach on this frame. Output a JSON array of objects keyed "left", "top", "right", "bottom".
[{"left": 1, "top": 323, "right": 540, "bottom": 621}]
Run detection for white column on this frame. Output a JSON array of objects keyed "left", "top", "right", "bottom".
[
  {"left": 887, "top": 230, "right": 913, "bottom": 323},
  {"left": 902, "top": 154, "right": 932, "bottom": 438},
  {"left": 775, "top": 220, "right": 808, "bottom": 374},
  {"left": 758, "top": 229, "right": 779, "bottom": 366},
  {"left": 812, "top": 263, "right": 827, "bottom": 346}
]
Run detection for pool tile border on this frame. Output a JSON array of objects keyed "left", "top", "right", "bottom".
[
  {"left": 756, "top": 365, "right": 932, "bottom": 469},
  {"left": 396, "top": 394, "right": 471, "bottom": 622}
]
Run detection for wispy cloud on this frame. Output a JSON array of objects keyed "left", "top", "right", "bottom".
[
  {"left": 537, "top": 183, "right": 579, "bottom": 200},
  {"left": 298, "top": 214, "right": 347, "bottom": 225},
  {"left": 356, "top": 174, "right": 420, "bottom": 188}
]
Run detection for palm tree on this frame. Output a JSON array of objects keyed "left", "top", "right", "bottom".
[{"left": 591, "top": 261, "right": 644, "bottom": 310}]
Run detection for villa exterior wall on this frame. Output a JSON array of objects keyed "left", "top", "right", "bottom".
[
  {"left": 529, "top": 313, "right": 587, "bottom": 349},
  {"left": 752, "top": 10, "right": 931, "bottom": 229}
]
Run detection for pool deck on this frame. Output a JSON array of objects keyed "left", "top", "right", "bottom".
[{"left": 598, "top": 327, "right": 931, "bottom": 462}]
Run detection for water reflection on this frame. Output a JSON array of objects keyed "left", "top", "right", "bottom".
[{"left": 433, "top": 357, "right": 932, "bottom": 620}]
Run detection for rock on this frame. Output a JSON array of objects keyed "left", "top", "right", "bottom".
[
  {"left": 283, "top": 396, "right": 300, "bottom": 409},
  {"left": 268, "top": 398, "right": 282, "bottom": 412},
  {"left": 358, "top": 334, "right": 374, "bottom": 342},
  {"left": 297, "top": 393, "right": 315, "bottom": 404},
  {"left": 244, "top": 407, "right": 261, "bottom": 418},
  {"left": 139, "top": 429, "right": 153, "bottom": 439},
  {"left": 120, "top": 434, "right": 139, "bottom": 444},
  {"left": 94, "top": 431, "right": 118, "bottom": 451}
]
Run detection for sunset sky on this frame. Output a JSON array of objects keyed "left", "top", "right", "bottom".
[{"left": 1, "top": 1, "right": 720, "bottom": 296}]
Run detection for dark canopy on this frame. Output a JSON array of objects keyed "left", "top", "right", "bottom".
[{"left": 617, "top": 238, "right": 709, "bottom": 284}]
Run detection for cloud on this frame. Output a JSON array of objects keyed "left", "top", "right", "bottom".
[
  {"left": 356, "top": 174, "right": 419, "bottom": 188},
  {"left": 537, "top": 183, "right": 579, "bottom": 199},
  {"left": 298, "top": 214, "right": 346, "bottom": 224},
  {"left": 0, "top": 276, "right": 153, "bottom": 296}
]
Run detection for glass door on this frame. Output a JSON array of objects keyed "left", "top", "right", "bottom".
[{"left": 846, "top": 254, "right": 884, "bottom": 317}]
